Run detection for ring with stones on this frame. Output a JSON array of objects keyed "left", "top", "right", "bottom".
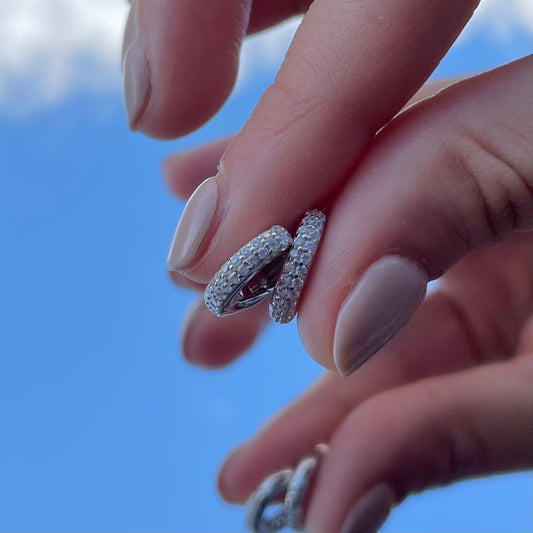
[
  {"left": 204, "top": 226, "right": 293, "bottom": 316},
  {"left": 269, "top": 210, "right": 326, "bottom": 323},
  {"left": 244, "top": 443, "right": 329, "bottom": 533},
  {"left": 204, "top": 210, "right": 325, "bottom": 320}
]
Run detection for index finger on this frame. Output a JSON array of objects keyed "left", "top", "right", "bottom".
[{"left": 167, "top": 0, "right": 479, "bottom": 277}]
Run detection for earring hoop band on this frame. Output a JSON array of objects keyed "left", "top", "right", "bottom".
[
  {"left": 204, "top": 226, "right": 292, "bottom": 316},
  {"left": 244, "top": 443, "right": 329, "bottom": 532},
  {"left": 269, "top": 210, "right": 325, "bottom": 323}
]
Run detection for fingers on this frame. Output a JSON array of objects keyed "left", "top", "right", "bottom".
[
  {"left": 167, "top": 0, "right": 479, "bottom": 276},
  {"left": 181, "top": 297, "right": 269, "bottom": 368},
  {"left": 122, "top": 0, "right": 316, "bottom": 138},
  {"left": 305, "top": 354, "right": 533, "bottom": 532},
  {"left": 298, "top": 55, "right": 533, "bottom": 370},
  {"left": 123, "top": 0, "right": 252, "bottom": 138},
  {"left": 163, "top": 137, "right": 232, "bottom": 200},
  {"left": 161, "top": 79, "right": 458, "bottom": 202},
  {"left": 217, "top": 233, "right": 532, "bottom": 502}
]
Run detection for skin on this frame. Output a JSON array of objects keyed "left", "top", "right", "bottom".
[{"left": 122, "top": 1, "right": 532, "bottom": 531}]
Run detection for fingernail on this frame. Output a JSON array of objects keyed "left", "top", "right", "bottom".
[
  {"left": 340, "top": 484, "right": 395, "bottom": 533},
  {"left": 334, "top": 256, "right": 427, "bottom": 376},
  {"left": 123, "top": 41, "right": 150, "bottom": 130},
  {"left": 167, "top": 176, "right": 219, "bottom": 271}
]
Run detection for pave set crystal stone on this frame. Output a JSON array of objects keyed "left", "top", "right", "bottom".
[
  {"left": 269, "top": 210, "right": 326, "bottom": 324},
  {"left": 204, "top": 225, "right": 293, "bottom": 317}
]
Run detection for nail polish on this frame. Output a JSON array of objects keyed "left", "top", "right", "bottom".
[
  {"left": 166, "top": 176, "right": 219, "bottom": 271},
  {"left": 334, "top": 256, "right": 427, "bottom": 376},
  {"left": 123, "top": 41, "right": 150, "bottom": 130},
  {"left": 340, "top": 484, "right": 395, "bottom": 533}
]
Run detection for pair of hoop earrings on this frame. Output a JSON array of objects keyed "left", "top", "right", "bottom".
[{"left": 204, "top": 210, "right": 326, "bottom": 324}]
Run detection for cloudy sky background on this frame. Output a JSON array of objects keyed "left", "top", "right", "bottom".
[
  {"left": 0, "top": 2, "right": 531, "bottom": 532},
  {"left": 0, "top": 0, "right": 532, "bottom": 114}
]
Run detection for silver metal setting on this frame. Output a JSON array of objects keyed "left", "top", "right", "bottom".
[
  {"left": 244, "top": 469, "right": 293, "bottom": 533},
  {"left": 204, "top": 226, "right": 292, "bottom": 317},
  {"left": 244, "top": 444, "right": 328, "bottom": 533},
  {"left": 269, "top": 210, "right": 326, "bottom": 323}
]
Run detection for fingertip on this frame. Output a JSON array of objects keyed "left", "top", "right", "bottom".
[
  {"left": 130, "top": 1, "right": 251, "bottom": 139},
  {"left": 162, "top": 136, "right": 231, "bottom": 200},
  {"left": 161, "top": 156, "right": 189, "bottom": 200},
  {"left": 217, "top": 443, "right": 249, "bottom": 503},
  {"left": 180, "top": 300, "right": 267, "bottom": 369},
  {"left": 168, "top": 269, "right": 205, "bottom": 291}
]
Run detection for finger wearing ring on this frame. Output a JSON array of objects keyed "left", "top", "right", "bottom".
[
  {"left": 269, "top": 210, "right": 326, "bottom": 324},
  {"left": 204, "top": 226, "right": 293, "bottom": 317}
]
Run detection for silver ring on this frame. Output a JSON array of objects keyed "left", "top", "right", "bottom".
[
  {"left": 284, "top": 454, "right": 319, "bottom": 531},
  {"left": 269, "top": 210, "right": 326, "bottom": 323},
  {"left": 244, "top": 469, "right": 294, "bottom": 533},
  {"left": 204, "top": 226, "right": 292, "bottom": 316},
  {"left": 244, "top": 444, "right": 329, "bottom": 532}
]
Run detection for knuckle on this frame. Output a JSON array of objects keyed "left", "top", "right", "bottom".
[
  {"left": 416, "top": 381, "right": 490, "bottom": 485},
  {"left": 447, "top": 112, "right": 533, "bottom": 244}
]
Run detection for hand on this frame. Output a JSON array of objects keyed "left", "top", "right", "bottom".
[
  {"left": 216, "top": 254, "right": 532, "bottom": 531},
  {"left": 123, "top": 1, "right": 531, "bottom": 373},
  {"left": 122, "top": 1, "right": 533, "bottom": 531}
]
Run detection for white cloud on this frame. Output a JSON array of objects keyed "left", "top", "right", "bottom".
[
  {"left": 468, "top": 0, "right": 533, "bottom": 39},
  {"left": 0, "top": 0, "right": 530, "bottom": 115},
  {"left": 0, "top": 0, "right": 128, "bottom": 114}
]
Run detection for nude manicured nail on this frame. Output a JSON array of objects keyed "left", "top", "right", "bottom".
[
  {"left": 334, "top": 256, "right": 427, "bottom": 376},
  {"left": 167, "top": 176, "right": 218, "bottom": 271},
  {"left": 123, "top": 41, "right": 150, "bottom": 130},
  {"left": 340, "top": 484, "right": 395, "bottom": 533}
]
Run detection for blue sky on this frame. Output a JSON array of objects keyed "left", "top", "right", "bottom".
[{"left": 0, "top": 4, "right": 532, "bottom": 532}]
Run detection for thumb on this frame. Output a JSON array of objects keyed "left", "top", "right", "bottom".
[
  {"left": 305, "top": 355, "right": 533, "bottom": 533},
  {"left": 298, "top": 55, "right": 533, "bottom": 372}
]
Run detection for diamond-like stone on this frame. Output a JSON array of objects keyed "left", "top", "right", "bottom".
[
  {"left": 304, "top": 226, "right": 319, "bottom": 239},
  {"left": 257, "top": 247, "right": 268, "bottom": 259},
  {"left": 291, "top": 276, "right": 304, "bottom": 289},
  {"left": 277, "top": 286, "right": 289, "bottom": 298},
  {"left": 289, "top": 248, "right": 299, "bottom": 260},
  {"left": 238, "top": 263, "right": 249, "bottom": 276},
  {"left": 296, "top": 265, "right": 308, "bottom": 277},
  {"left": 277, "top": 274, "right": 289, "bottom": 286},
  {"left": 285, "top": 261, "right": 297, "bottom": 274},
  {"left": 280, "top": 234, "right": 291, "bottom": 248},
  {"left": 300, "top": 251, "right": 312, "bottom": 263}
]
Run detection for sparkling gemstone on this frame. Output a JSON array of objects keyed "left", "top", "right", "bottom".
[
  {"left": 258, "top": 247, "right": 268, "bottom": 259},
  {"left": 296, "top": 265, "right": 308, "bottom": 277},
  {"left": 285, "top": 261, "right": 297, "bottom": 274},
  {"left": 277, "top": 286, "right": 289, "bottom": 298},
  {"left": 304, "top": 226, "right": 319, "bottom": 239},
  {"left": 300, "top": 251, "right": 312, "bottom": 263},
  {"left": 291, "top": 276, "right": 304, "bottom": 289},
  {"left": 280, "top": 234, "right": 291, "bottom": 248}
]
